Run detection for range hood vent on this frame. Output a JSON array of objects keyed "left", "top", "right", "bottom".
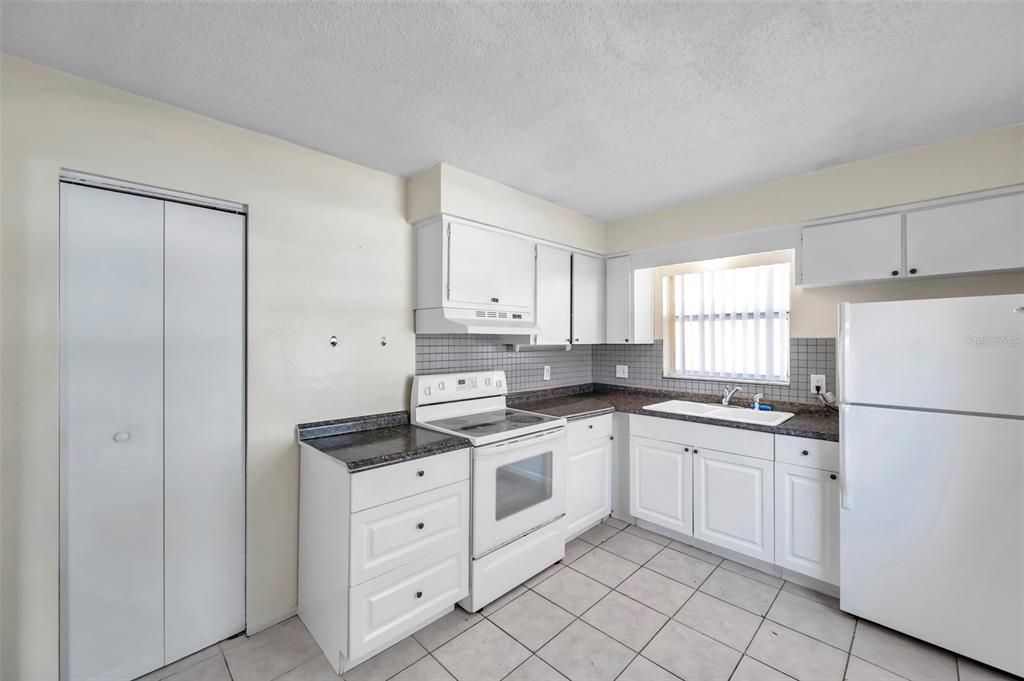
[{"left": 415, "top": 307, "right": 539, "bottom": 340}]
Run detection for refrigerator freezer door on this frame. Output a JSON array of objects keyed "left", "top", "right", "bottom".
[
  {"left": 839, "top": 294, "right": 1024, "bottom": 417},
  {"left": 840, "top": 405, "right": 1023, "bottom": 677}
]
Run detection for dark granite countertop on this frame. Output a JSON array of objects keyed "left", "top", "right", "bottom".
[
  {"left": 297, "top": 412, "right": 470, "bottom": 472},
  {"left": 515, "top": 386, "right": 839, "bottom": 442}
]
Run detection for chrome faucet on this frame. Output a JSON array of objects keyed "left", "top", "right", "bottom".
[
  {"left": 722, "top": 385, "right": 742, "bottom": 405},
  {"left": 752, "top": 393, "right": 764, "bottom": 410}
]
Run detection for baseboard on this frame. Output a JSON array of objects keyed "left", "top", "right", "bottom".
[{"left": 246, "top": 607, "right": 298, "bottom": 636}]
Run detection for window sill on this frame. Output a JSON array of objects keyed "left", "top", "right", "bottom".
[{"left": 662, "top": 373, "right": 791, "bottom": 388}]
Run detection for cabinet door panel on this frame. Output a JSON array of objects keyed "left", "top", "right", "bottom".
[
  {"left": 566, "top": 438, "right": 612, "bottom": 537},
  {"left": 448, "top": 221, "right": 534, "bottom": 310},
  {"left": 774, "top": 463, "right": 839, "bottom": 585},
  {"left": 572, "top": 253, "right": 605, "bottom": 344},
  {"left": 801, "top": 214, "right": 902, "bottom": 285},
  {"left": 906, "top": 193, "right": 1024, "bottom": 277},
  {"left": 693, "top": 448, "right": 773, "bottom": 561},
  {"left": 629, "top": 437, "right": 692, "bottom": 535},
  {"left": 605, "top": 255, "right": 631, "bottom": 343},
  {"left": 62, "top": 183, "right": 165, "bottom": 681},
  {"left": 536, "top": 245, "right": 572, "bottom": 344}
]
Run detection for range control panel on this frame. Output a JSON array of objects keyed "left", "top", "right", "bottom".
[{"left": 412, "top": 370, "right": 507, "bottom": 406}]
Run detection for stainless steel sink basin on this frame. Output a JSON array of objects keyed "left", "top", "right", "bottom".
[{"left": 642, "top": 400, "right": 795, "bottom": 427}]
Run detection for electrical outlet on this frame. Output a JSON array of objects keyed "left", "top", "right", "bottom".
[
  {"left": 810, "top": 374, "right": 826, "bottom": 394},
  {"left": 543, "top": 365, "right": 551, "bottom": 381},
  {"left": 616, "top": 365, "right": 629, "bottom": 378}
]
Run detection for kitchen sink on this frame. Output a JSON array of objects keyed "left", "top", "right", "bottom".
[
  {"left": 642, "top": 400, "right": 721, "bottom": 416},
  {"left": 643, "top": 400, "right": 795, "bottom": 426}
]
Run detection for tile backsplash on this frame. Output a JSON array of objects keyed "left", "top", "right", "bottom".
[
  {"left": 416, "top": 335, "right": 835, "bottom": 405},
  {"left": 593, "top": 338, "right": 836, "bottom": 405},
  {"left": 416, "top": 335, "right": 592, "bottom": 392}
]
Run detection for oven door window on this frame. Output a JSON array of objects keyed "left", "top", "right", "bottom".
[{"left": 495, "top": 451, "right": 553, "bottom": 521}]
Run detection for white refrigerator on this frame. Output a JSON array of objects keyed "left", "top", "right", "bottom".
[{"left": 839, "top": 293, "right": 1024, "bottom": 677}]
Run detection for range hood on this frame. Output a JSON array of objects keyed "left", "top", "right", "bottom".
[{"left": 415, "top": 307, "right": 539, "bottom": 340}]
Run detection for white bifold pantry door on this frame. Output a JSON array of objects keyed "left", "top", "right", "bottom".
[{"left": 62, "top": 183, "right": 244, "bottom": 681}]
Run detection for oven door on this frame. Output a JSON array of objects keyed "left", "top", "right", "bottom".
[{"left": 472, "top": 428, "right": 566, "bottom": 558}]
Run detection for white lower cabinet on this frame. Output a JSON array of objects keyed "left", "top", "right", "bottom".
[
  {"left": 565, "top": 425, "right": 613, "bottom": 538},
  {"left": 298, "top": 446, "right": 471, "bottom": 674},
  {"left": 693, "top": 448, "right": 774, "bottom": 562},
  {"left": 774, "top": 462, "right": 840, "bottom": 585},
  {"left": 629, "top": 436, "right": 693, "bottom": 535},
  {"left": 627, "top": 415, "right": 838, "bottom": 586}
]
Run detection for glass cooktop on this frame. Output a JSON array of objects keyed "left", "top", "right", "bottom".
[{"left": 427, "top": 409, "right": 560, "bottom": 437}]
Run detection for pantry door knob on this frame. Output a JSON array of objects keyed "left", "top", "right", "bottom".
[{"left": 113, "top": 432, "right": 131, "bottom": 443}]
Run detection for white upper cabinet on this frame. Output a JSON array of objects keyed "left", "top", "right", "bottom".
[
  {"left": 572, "top": 252, "right": 605, "bottom": 344},
  {"left": 905, "top": 193, "right": 1024, "bottom": 278},
  {"left": 799, "top": 189, "right": 1024, "bottom": 287},
  {"left": 800, "top": 214, "right": 903, "bottom": 286},
  {"left": 605, "top": 256, "right": 631, "bottom": 343},
  {"left": 535, "top": 245, "right": 572, "bottom": 345},
  {"left": 447, "top": 220, "right": 535, "bottom": 311},
  {"left": 605, "top": 255, "right": 654, "bottom": 344}
]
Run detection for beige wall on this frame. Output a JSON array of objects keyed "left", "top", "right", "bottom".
[
  {"left": 1, "top": 57, "right": 413, "bottom": 679},
  {"left": 407, "top": 163, "right": 605, "bottom": 253},
  {"left": 612, "top": 125, "right": 1024, "bottom": 335},
  {"left": 653, "top": 251, "right": 1024, "bottom": 338}
]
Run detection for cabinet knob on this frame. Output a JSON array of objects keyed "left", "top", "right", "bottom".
[
  {"left": 684, "top": 447, "right": 690, "bottom": 452},
  {"left": 625, "top": 338, "right": 629, "bottom": 343},
  {"left": 891, "top": 270, "right": 899, "bottom": 276},
  {"left": 574, "top": 338, "right": 579, "bottom": 342},
  {"left": 801, "top": 450, "right": 809, "bottom": 456},
  {"left": 417, "top": 522, "right": 425, "bottom": 530},
  {"left": 415, "top": 591, "right": 423, "bottom": 599},
  {"left": 588, "top": 424, "right": 594, "bottom": 429},
  {"left": 909, "top": 267, "right": 918, "bottom": 275},
  {"left": 609, "top": 436, "right": 614, "bottom": 441},
  {"left": 490, "top": 297, "right": 499, "bottom": 303},
  {"left": 565, "top": 338, "right": 571, "bottom": 343},
  {"left": 830, "top": 474, "right": 837, "bottom": 480},
  {"left": 417, "top": 470, "right": 425, "bottom": 477}
]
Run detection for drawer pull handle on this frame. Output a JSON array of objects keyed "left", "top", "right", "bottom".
[
  {"left": 801, "top": 450, "right": 809, "bottom": 456},
  {"left": 830, "top": 474, "right": 837, "bottom": 480},
  {"left": 415, "top": 591, "right": 423, "bottom": 599},
  {"left": 417, "top": 470, "right": 425, "bottom": 477},
  {"left": 417, "top": 522, "right": 425, "bottom": 530}
]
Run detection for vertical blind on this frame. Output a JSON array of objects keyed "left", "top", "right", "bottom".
[{"left": 663, "top": 263, "right": 790, "bottom": 383}]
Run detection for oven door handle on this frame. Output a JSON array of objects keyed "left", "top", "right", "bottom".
[{"left": 474, "top": 427, "right": 565, "bottom": 454}]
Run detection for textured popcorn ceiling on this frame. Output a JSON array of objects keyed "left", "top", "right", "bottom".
[{"left": 3, "top": 1, "right": 1022, "bottom": 220}]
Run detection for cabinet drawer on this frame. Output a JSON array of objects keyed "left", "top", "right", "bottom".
[
  {"left": 568, "top": 414, "right": 613, "bottom": 447},
  {"left": 350, "top": 448, "right": 470, "bottom": 512},
  {"left": 348, "top": 548, "right": 468, "bottom": 661},
  {"left": 350, "top": 481, "right": 469, "bottom": 586},
  {"left": 775, "top": 435, "right": 839, "bottom": 471}
]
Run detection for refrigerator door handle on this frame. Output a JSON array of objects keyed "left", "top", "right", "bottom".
[{"left": 839, "top": 404, "right": 852, "bottom": 509}]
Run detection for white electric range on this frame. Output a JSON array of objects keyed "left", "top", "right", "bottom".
[{"left": 411, "top": 370, "right": 567, "bottom": 611}]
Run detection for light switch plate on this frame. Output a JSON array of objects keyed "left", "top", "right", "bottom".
[
  {"left": 616, "top": 365, "right": 629, "bottom": 378},
  {"left": 543, "top": 365, "right": 551, "bottom": 381},
  {"left": 810, "top": 374, "right": 826, "bottom": 394}
]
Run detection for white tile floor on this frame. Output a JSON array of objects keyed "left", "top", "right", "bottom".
[{"left": 142, "top": 519, "right": 1021, "bottom": 681}]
